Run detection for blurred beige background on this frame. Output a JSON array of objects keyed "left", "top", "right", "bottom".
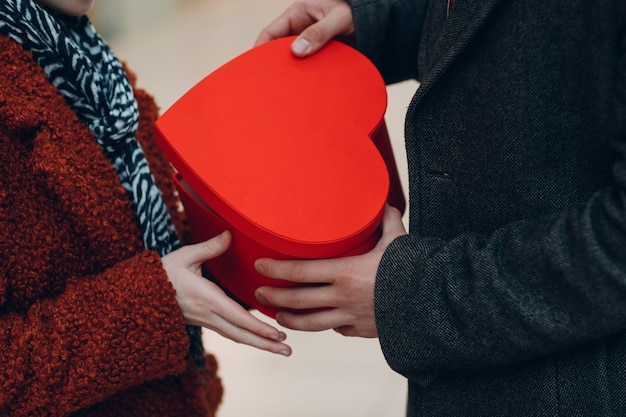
[{"left": 93, "top": 1, "right": 419, "bottom": 416}]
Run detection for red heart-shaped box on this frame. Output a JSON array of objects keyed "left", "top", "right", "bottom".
[{"left": 155, "top": 36, "right": 404, "bottom": 317}]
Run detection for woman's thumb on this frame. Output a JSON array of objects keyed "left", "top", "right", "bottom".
[{"left": 184, "top": 231, "right": 232, "bottom": 265}]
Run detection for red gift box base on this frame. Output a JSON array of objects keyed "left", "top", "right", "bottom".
[{"left": 174, "top": 173, "right": 382, "bottom": 317}]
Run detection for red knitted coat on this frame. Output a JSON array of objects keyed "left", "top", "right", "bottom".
[{"left": 0, "top": 34, "right": 223, "bottom": 416}]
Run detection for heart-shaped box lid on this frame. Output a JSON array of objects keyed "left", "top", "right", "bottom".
[{"left": 155, "top": 36, "right": 390, "bottom": 258}]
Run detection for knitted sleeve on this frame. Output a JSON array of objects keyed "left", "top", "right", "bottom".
[{"left": 0, "top": 252, "right": 190, "bottom": 417}]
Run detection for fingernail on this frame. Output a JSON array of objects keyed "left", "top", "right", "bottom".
[
  {"left": 217, "top": 230, "right": 230, "bottom": 243},
  {"left": 269, "top": 332, "right": 286, "bottom": 342},
  {"left": 255, "top": 290, "right": 267, "bottom": 304},
  {"left": 292, "top": 36, "right": 310, "bottom": 55},
  {"left": 254, "top": 261, "right": 264, "bottom": 274},
  {"left": 279, "top": 350, "right": 291, "bottom": 357}
]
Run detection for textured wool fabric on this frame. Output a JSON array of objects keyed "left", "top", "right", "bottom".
[
  {"left": 350, "top": 0, "right": 626, "bottom": 415},
  {"left": 0, "top": 34, "right": 222, "bottom": 417}
]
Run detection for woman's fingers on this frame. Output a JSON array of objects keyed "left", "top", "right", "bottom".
[
  {"left": 211, "top": 308, "right": 292, "bottom": 356},
  {"left": 192, "top": 280, "right": 292, "bottom": 356},
  {"left": 163, "top": 232, "right": 292, "bottom": 356}
]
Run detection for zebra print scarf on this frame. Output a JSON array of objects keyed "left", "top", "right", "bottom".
[{"left": 0, "top": 0, "right": 180, "bottom": 257}]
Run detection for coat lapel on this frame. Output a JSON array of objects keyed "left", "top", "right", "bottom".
[{"left": 414, "top": 0, "right": 504, "bottom": 102}]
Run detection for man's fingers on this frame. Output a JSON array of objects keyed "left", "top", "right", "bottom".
[
  {"left": 274, "top": 308, "right": 342, "bottom": 332},
  {"left": 383, "top": 204, "right": 405, "bottom": 233},
  {"left": 254, "top": 256, "right": 341, "bottom": 284},
  {"left": 292, "top": 3, "right": 353, "bottom": 56},
  {"left": 255, "top": 2, "right": 315, "bottom": 46},
  {"left": 255, "top": 283, "right": 332, "bottom": 312},
  {"left": 375, "top": 205, "right": 407, "bottom": 250},
  {"left": 255, "top": 1, "right": 354, "bottom": 56}
]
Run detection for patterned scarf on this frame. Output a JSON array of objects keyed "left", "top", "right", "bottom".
[
  {"left": 0, "top": 0, "right": 180, "bottom": 257},
  {"left": 0, "top": 1, "right": 208, "bottom": 367}
]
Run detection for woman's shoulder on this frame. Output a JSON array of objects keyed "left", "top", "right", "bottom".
[
  {"left": 0, "top": 34, "right": 57, "bottom": 95},
  {"left": 0, "top": 34, "right": 74, "bottom": 132}
]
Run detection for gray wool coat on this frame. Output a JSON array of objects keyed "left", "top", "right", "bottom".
[{"left": 352, "top": 0, "right": 626, "bottom": 415}]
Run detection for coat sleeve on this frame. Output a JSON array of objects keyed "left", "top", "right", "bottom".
[
  {"left": 0, "top": 251, "right": 190, "bottom": 417},
  {"left": 375, "top": 73, "right": 626, "bottom": 386}
]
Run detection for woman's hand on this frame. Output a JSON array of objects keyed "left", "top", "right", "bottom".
[
  {"left": 255, "top": 0, "right": 355, "bottom": 57},
  {"left": 162, "top": 231, "right": 291, "bottom": 356},
  {"left": 254, "top": 205, "right": 407, "bottom": 338}
]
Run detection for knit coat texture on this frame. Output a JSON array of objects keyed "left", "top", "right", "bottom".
[{"left": 0, "top": 34, "right": 222, "bottom": 417}]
